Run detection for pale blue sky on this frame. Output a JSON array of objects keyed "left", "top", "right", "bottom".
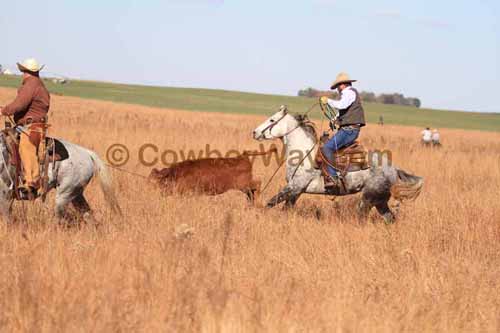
[{"left": 2, "top": 0, "right": 499, "bottom": 112}]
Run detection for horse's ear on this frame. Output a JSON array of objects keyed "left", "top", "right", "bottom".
[{"left": 279, "top": 105, "right": 288, "bottom": 114}]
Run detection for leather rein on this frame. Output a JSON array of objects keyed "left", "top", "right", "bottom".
[
  {"left": 255, "top": 112, "right": 299, "bottom": 140},
  {"left": 259, "top": 104, "right": 324, "bottom": 195}
]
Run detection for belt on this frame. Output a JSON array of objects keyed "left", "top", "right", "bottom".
[
  {"left": 340, "top": 124, "right": 361, "bottom": 130},
  {"left": 17, "top": 116, "right": 48, "bottom": 126}
]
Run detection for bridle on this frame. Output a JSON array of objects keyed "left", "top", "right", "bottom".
[
  {"left": 257, "top": 107, "right": 321, "bottom": 194},
  {"left": 256, "top": 110, "right": 301, "bottom": 140}
]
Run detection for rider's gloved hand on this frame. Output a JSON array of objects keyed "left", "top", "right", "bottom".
[{"left": 319, "top": 96, "right": 329, "bottom": 105}]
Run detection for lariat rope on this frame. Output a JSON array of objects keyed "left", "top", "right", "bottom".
[
  {"left": 1, "top": 103, "right": 339, "bottom": 194},
  {"left": 259, "top": 154, "right": 287, "bottom": 195},
  {"left": 259, "top": 101, "right": 336, "bottom": 195},
  {"left": 103, "top": 163, "right": 154, "bottom": 182}
]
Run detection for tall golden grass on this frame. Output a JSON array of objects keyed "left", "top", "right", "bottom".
[{"left": 0, "top": 87, "right": 499, "bottom": 332}]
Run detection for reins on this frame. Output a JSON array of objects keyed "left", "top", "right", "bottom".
[
  {"left": 103, "top": 163, "right": 154, "bottom": 182},
  {"left": 259, "top": 103, "right": 326, "bottom": 195},
  {"left": 259, "top": 155, "right": 287, "bottom": 195},
  {"left": 256, "top": 113, "right": 299, "bottom": 140},
  {"left": 290, "top": 141, "right": 318, "bottom": 180}
]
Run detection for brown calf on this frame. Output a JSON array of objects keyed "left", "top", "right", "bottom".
[{"left": 149, "top": 147, "right": 277, "bottom": 205}]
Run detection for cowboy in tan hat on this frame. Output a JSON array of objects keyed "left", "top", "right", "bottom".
[
  {"left": 0, "top": 58, "right": 50, "bottom": 199},
  {"left": 319, "top": 72, "right": 366, "bottom": 188}
]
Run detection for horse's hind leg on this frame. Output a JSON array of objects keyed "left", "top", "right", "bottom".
[
  {"left": 359, "top": 172, "right": 392, "bottom": 223},
  {"left": 357, "top": 197, "right": 373, "bottom": 222},
  {"left": 284, "top": 193, "right": 300, "bottom": 210},
  {"left": 266, "top": 187, "right": 302, "bottom": 210},
  {"left": 55, "top": 191, "right": 72, "bottom": 222},
  {"left": 375, "top": 201, "right": 395, "bottom": 225},
  {"left": 266, "top": 186, "right": 293, "bottom": 208},
  {"left": 72, "top": 193, "right": 97, "bottom": 224},
  {"left": 72, "top": 193, "right": 90, "bottom": 213},
  {"left": 392, "top": 200, "right": 401, "bottom": 218},
  {"left": 55, "top": 186, "right": 90, "bottom": 224}
]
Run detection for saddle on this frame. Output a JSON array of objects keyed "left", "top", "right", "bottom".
[
  {"left": 315, "top": 139, "right": 370, "bottom": 179},
  {"left": 2, "top": 127, "right": 69, "bottom": 201}
]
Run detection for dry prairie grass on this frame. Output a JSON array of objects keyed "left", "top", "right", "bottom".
[{"left": 0, "top": 87, "right": 499, "bottom": 332}]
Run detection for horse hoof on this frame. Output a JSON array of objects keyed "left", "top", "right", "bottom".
[{"left": 383, "top": 217, "right": 396, "bottom": 225}]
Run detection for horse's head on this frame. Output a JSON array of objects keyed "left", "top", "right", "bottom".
[{"left": 253, "top": 105, "right": 296, "bottom": 141}]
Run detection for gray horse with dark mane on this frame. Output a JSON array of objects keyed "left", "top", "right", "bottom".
[
  {"left": 0, "top": 131, "right": 121, "bottom": 223},
  {"left": 253, "top": 107, "right": 423, "bottom": 223}
]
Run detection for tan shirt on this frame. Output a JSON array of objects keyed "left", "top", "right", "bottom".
[{"left": 2, "top": 75, "right": 50, "bottom": 124}]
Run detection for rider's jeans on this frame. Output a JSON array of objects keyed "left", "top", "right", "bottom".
[{"left": 322, "top": 127, "right": 360, "bottom": 177}]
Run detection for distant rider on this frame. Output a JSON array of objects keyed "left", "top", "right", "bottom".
[
  {"left": 421, "top": 127, "right": 432, "bottom": 145},
  {"left": 0, "top": 58, "right": 50, "bottom": 198},
  {"left": 319, "top": 72, "right": 366, "bottom": 188},
  {"left": 378, "top": 115, "right": 384, "bottom": 126},
  {"left": 432, "top": 129, "right": 441, "bottom": 146}
]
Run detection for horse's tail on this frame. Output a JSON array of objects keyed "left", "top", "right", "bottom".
[
  {"left": 89, "top": 152, "right": 123, "bottom": 216},
  {"left": 390, "top": 169, "right": 424, "bottom": 202}
]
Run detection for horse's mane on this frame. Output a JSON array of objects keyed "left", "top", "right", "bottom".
[{"left": 292, "top": 113, "right": 318, "bottom": 141}]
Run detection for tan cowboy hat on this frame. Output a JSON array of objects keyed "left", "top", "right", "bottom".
[
  {"left": 17, "top": 58, "right": 45, "bottom": 73},
  {"left": 330, "top": 72, "right": 357, "bottom": 90}
]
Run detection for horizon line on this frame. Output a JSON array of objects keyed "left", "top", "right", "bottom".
[{"left": 1, "top": 72, "right": 499, "bottom": 115}]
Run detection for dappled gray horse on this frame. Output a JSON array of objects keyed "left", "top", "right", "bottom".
[
  {"left": 253, "top": 107, "right": 423, "bottom": 223},
  {"left": 0, "top": 132, "right": 121, "bottom": 223}
]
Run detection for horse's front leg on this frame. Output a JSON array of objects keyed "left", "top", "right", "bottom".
[
  {"left": 282, "top": 176, "right": 314, "bottom": 210},
  {"left": 267, "top": 184, "right": 306, "bottom": 209},
  {"left": 284, "top": 193, "right": 301, "bottom": 210},
  {"left": 267, "top": 172, "right": 314, "bottom": 209},
  {"left": 266, "top": 186, "right": 294, "bottom": 208}
]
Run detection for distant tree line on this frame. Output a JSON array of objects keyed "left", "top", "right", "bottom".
[{"left": 298, "top": 87, "right": 421, "bottom": 108}]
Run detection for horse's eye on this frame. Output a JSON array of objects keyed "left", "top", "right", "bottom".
[{"left": 270, "top": 119, "right": 275, "bottom": 123}]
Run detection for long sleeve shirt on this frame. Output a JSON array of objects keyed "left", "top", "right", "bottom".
[
  {"left": 421, "top": 130, "right": 432, "bottom": 142},
  {"left": 327, "top": 86, "right": 356, "bottom": 110},
  {"left": 2, "top": 75, "right": 50, "bottom": 124}
]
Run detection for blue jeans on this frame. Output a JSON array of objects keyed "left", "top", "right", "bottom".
[{"left": 322, "top": 128, "right": 360, "bottom": 177}]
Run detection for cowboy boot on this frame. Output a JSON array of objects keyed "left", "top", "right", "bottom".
[{"left": 18, "top": 186, "right": 37, "bottom": 201}]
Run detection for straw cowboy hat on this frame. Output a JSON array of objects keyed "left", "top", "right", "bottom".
[
  {"left": 330, "top": 72, "right": 357, "bottom": 90},
  {"left": 17, "top": 58, "right": 45, "bottom": 73}
]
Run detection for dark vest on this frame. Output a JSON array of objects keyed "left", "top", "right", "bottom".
[{"left": 338, "top": 88, "right": 366, "bottom": 127}]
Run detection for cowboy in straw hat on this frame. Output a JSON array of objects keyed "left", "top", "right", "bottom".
[
  {"left": 0, "top": 58, "right": 50, "bottom": 199},
  {"left": 421, "top": 127, "right": 432, "bottom": 145},
  {"left": 431, "top": 128, "right": 441, "bottom": 146},
  {"left": 17, "top": 58, "right": 45, "bottom": 73},
  {"left": 318, "top": 72, "right": 366, "bottom": 188}
]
